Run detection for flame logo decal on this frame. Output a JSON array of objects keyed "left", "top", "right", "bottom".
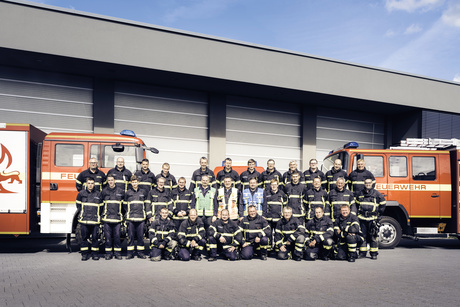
[{"left": 0, "top": 144, "right": 22, "bottom": 193}]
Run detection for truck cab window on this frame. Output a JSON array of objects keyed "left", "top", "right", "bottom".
[
  {"left": 389, "top": 156, "right": 407, "bottom": 177},
  {"left": 352, "top": 155, "right": 384, "bottom": 177},
  {"left": 102, "top": 145, "right": 137, "bottom": 171},
  {"left": 412, "top": 156, "right": 436, "bottom": 181},
  {"left": 55, "top": 144, "right": 84, "bottom": 167}
]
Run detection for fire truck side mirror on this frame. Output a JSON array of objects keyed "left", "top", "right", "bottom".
[
  {"left": 149, "top": 147, "right": 159, "bottom": 154},
  {"left": 112, "top": 143, "right": 125, "bottom": 152}
]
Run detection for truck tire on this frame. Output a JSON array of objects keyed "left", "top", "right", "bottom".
[{"left": 379, "top": 216, "right": 402, "bottom": 249}]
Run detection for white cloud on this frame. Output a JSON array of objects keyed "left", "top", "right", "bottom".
[
  {"left": 404, "top": 23, "right": 423, "bottom": 34},
  {"left": 162, "top": 0, "right": 236, "bottom": 23},
  {"left": 385, "top": 29, "right": 397, "bottom": 37},
  {"left": 385, "top": 0, "right": 444, "bottom": 12},
  {"left": 442, "top": 2, "right": 460, "bottom": 27},
  {"left": 454, "top": 74, "right": 460, "bottom": 82}
]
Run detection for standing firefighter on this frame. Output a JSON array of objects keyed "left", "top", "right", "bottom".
[
  {"left": 76, "top": 157, "right": 106, "bottom": 192},
  {"left": 348, "top": 159, "right": 376, "bottom": 196},
  {"left": 216, "top": 177, "right": 240, "bottom": 221},
  {"left": 191, "top": 175, "right": 218, "bottom": 231},
  {"left": 124, "top": 175, "right": 149, "bottom": 259},
  {"left": 101, "top": 174, "right": 124, "bottom": 260},
  {"left": 304, "top": 176, "right": 330, "bottom": 221},
  {"left": 239, "top": 177, "right": 264, "bottom": 218},
  {"left": 76, "top": 177, "right": 103, "bottom": 261},
  {"left": 356, "top": 178, "right": 386, "bottom": 260},
  {"left": 171, "top": 177, "right": 192, "bottom": 230}
]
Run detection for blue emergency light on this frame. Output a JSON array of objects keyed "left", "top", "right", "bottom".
[
  {"left": 120, "top": 130, "right": 136, "bottom": 137},
  {"left": 344, "top": 142, "right": 359, "bottom": 149}
]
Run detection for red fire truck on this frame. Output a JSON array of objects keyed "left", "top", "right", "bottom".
[
  {"left": 0, "top": 123, "right": 158, "bottom": 248},
  {"left": 322, "top": 138, "right": 460, "bottom": 248}
]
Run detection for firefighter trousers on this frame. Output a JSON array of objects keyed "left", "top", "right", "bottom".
[
  {"left": 104, "top": 222, "right": 121, "bottom": 255},
  {"left": 80, "top": 223, "right": 99, "bottom": 255},
  {"left": 241, "top": 237, "right": 270, "bottom": 260},
  {"left": 359, "top": 220, "right": 379, "bottom": 256},
  {"left": 178, "top": 239, "right": 206, "bottom": 261},
  {"left": 127, "top": 221, "right": 145, "bottom": 255}
]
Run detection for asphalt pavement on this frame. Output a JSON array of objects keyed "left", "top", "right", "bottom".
[{"left": 1, "top": 236, "right": 460, "bottom": 306}]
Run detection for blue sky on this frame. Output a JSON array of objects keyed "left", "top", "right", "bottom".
[{"left": 31, "top": 0, "right": 460, "bottom": 82}]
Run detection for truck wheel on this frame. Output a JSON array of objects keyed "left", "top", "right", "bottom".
[{"left": 379, "top": 216, "right": 402, "bottom": 249}]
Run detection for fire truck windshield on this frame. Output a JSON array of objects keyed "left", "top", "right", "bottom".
[
  {"left": 101, "top": 145, "right": 138, "bottom": 171},
  {"left": 322, "top": 151, "right": 349, "bottom": 173}
]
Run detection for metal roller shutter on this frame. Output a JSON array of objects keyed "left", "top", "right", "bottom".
[
  {"left": 0, "top": 67, "right": 93, "bottom": 133},
  {"left": 226, "top": 96, "right": 301, "bottom": 174},
  {"left": 114, "top": 82, "right": 208, "bottom": 183},
  {"left": 316, "top": 107, "right": 385, "bottom": 164},
  {"left": 422, "top": 110, "right": 460, "bottom": 139}
]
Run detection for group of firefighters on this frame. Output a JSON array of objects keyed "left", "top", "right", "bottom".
[{"left": 75, "top": 156, "right": 386, "bottom": 262}]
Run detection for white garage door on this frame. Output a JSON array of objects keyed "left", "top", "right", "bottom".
[
  {"left": 0, "top": 67, "right": 93, "bottom": 133},
  {"left": 114, "top": 82, "right": 208, "bottom": 183},
  {"left": 316, "top": 107, "right": 385, "bottom": 164},
  {"left": 226, "top": 96, "right": 301, "bottom": 174}
]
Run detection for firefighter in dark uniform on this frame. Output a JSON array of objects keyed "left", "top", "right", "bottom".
[
  {"left": 282, "top": 160, "right": 305, "bottom": 191},
  {"left": 334, "top": 204, "right": 363, "bottom": 262},
  {"left": 171, "top": 177, "right": 192, "bottom": 230},
  {"left": 107, "top": 157, "right": 133, "bottom": 193},
  {"left": 274, "top": 206, "right": 306, "bottom": 261},
  {"left": 177, "top": 208, "right": 206, "bottom": 261},
  {"left": 263, "top": 179, "right": 287, "bottom": 234},
  {"left": 208, "top": 209, "right": 243, "bottom": 261},
  {"left": 356, "top": 178, "right": 386, "bottom": 260},
  {"left": 190, "top": 175, "right": 218, "bottom": 231},
  {"left": 239, "top": 159, "right": 260, "bottom": 191},
  {"left": 216, "top": 177, "right": 240, "bottom": 221},
  {"left": 305, "top": 206, "right": 334, "bottom": 261},
  {"left": 284, "top": 171, "right": 307, "bottom": 223},
  {"left": 155, "top": 162, "right": 177, "bottom": 192},
  {"left": 134, "top": 158, "right": 156, "bottom": 194},
  {"left": 303, "top": 158, "right": 326, "bottom": 191},
  {"left": 240, "top": 205, "right": 271, "bottom": 260},
  {"left": 189, "top": 156, "right": 217, "bottom": 190},
  {"left": 101, "top": 174, "right": 124, "bottom": 260},
  {"left": 149, "top": 207, "right": 177, "bottom": 261},
  {"left": 348, "top": 159, "right": 376, "bottom": 196},
  {"left": 216, "top": 157, "right": 241, "bottom": 189},
  {"left": 124, "top": 175, "right": 149, "bottom": 259},
  {"left": 259, "top": 159, "right": 282, "bottom": 190},
  {"left": 76, "top": 177, "right": 103, "bottom": 261},
  {"left": 325, "top": 159, "right": 348, "bottom": 192},
  {"left": 304, "top": 176, "right": 330, "bottom": 221},
  {"left": 146, "top": 177, "right": 173, "bottom": 220},
  {"left": 76, "top": 157, "right": 106, "bottom": 192},
  {"left": 327, "top": 177, "right": 356, "bottom": 222},
  {"left": 239, "top": 177, "right": 264, "bottom": 218}
]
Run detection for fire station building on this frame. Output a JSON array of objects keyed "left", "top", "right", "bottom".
[{"left": 0, "top": 0, "right": 459, "bottom": 180}]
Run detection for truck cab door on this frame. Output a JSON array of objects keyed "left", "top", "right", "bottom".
[{"left": 410, "top": 155, "right": 440, "bottom": 218}]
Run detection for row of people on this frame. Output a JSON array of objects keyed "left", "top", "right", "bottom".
[
  {"left": 76, "top": 170, "right": 385, "bottom": 262},
  {"left": 76, "top": 156, "right": 376, "bottom": 195}
]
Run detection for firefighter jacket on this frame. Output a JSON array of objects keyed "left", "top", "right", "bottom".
[
  {"left": 239, "top": 188, "right": 264, "bottom": 217},
  {"left": 147, "top": 187, "right": 173, "bottom": 219},
  {"left": 284, "top": 182, "right": 307, "bottom": 219},
  {"left": 274, "top": 217, "right": 305, "bottom": 248},
  {"left": 124, "top": 188, "right": 148, "bottom": 222},
  {"left": 155, "top": 172, "right": 177, "bottom": 191},
  {"left": 239, "top": 214, "right": 271, "bottom": 244},
  {"left": 334, "top": 213, "right": 361, "bottom": 241},
  {"left": 304, "top": 187, "right": 330, "bottom": 220},
  {"left": 282, "top": 169, "right": 305, "bottom": 189},
  {"left": 177, "top": 217, "right": 206, "bottom": 247},
  {"left": 192, "top": 186, "right": 218, "bottom": 217},
  {"left": 259, "top": 168, "right": 282, "bottom": 190},
  {"left": 190, "top": 167, "right": 217, "bottom": 190},
  {"left": 216, "top": 168, "right": 241, "bottom": 189},
  {"left": 149, "top": 217, "right": 176, "bottom": 247},
  {"left": 303, "top": 168, "right": 327, "bottom": 191},
  {"left": 216, "top": 187, "right": 240, "bottom": 220},
  {"left": 305, "top": 215, "right": 334, "bottom": 244},
  {"left": 76, "top": 188, "right": 103, "bottom": 225},
  {"left": 239, "top": 169, "right": 260, "bottom": 191},
  {"left": 356, "top": 188, "right": 386, "bottom": 221},
  {"left": 327, "top": 188, "right": 356, "bottom": 222},
  {"left": 208, "top": 219, "right": 243, "bottom": 249},
  {"left": 325, "top": 168, "right": 348, "bottom": 192},
  {"left": 76, "top": 168, "right": 106, "bottom": 192},
  {"left": 107, "top": 166, "right": 132, "bottom": 193},
  {"left": 134, "top": 169, "right": 156, "bottom": 193},
  {"left": 171, "top": 187, "right": 192, "bottom": 223},
  {"left": 263, "top": 189, "right": 287, "bottom": 222},
  {"left": 348, "top": 168, "right": 376, "bottom": 195},
  {"left": 101, "top": 185, "right": 124, "bottom": 223}
]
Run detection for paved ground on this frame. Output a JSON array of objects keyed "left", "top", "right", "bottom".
[{"left": 1, "top": 236, "right": 460, "bottom": 307}]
